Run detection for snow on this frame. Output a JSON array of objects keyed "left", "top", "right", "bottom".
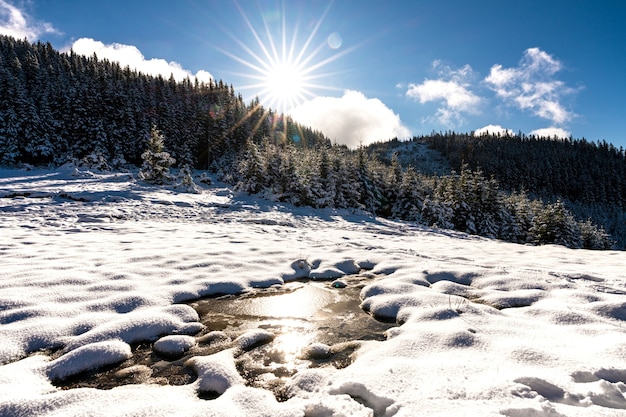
[
  {"left": 186, "top": 350, "right": 244, "bottom": 394},
  {"left": 153, "top": 335, "right": 197, "bottom": 358},
  {"left": 1, "top": 165, "right": 626, "bottom": 416},
  {"left": 47, "top": 341, "right": 132, "bottom": 382},
  {"left": 234, "top": 329, "right": 275, "bottom": 351},
  {"left": 301, "top": 343, "right": 332, "bottom": 360}
]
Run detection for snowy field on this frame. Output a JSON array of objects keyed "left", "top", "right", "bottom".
[{"left": 1, "top": 166, "right": 626, "bottom": 417}]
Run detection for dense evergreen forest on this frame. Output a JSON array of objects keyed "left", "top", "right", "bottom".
[
  {"left": 0, "top": 35, "right": 328, "bottom": 168},
  {"left": 367, "top": 134, "right": 626, "bottom": 247},
  {"left": 1, "top": 35, "right": 622, "bottom": 250},
  {"left": 419, "top": 132, "right": 626, "bottom": 207}
]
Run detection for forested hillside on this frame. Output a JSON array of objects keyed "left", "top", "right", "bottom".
[
  {"left": 0, "top": 35, "right": 620, "bottom": 250},
  {"left": 365, "top": 134, "right": 626, "bottom": 248},
  {"left": 419, "top": 132, "right": 626, "bottom": 207},
  {"left": 413, "top": 133, "right": 626, "bottom": 247},
  {"left": 0, "top": 35, "right": 328, "bottom": 168}
]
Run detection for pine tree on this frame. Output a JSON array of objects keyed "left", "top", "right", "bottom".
[
  {"left": 529, "top": 200, "right": 581, "bottom": 247},
  {"left": 579, "top": 219, "right": 612, "bottom": 249},
  {"left": 236, "top": 139, "right": 266, "bottom": 194},
  {"left": 175, "top": 163, "right": 201, "bottom": 193},
  {"left": 356, "top": 146, "right": 382, "bottom": 213},
  {"left": 422, "top": 176, "right": 454, "bottom": 229},
  {"left": 138, "top": 127, "right": 175, "bottom": 185},
  {"left": 334, "top": 150, "right": 361, "bottom": 209},
  {"left": 315, "top": 147, "right": 337, "bottom": 207},
  {"left": 392, "top": 167, "right": 425, "bottom": 221}
]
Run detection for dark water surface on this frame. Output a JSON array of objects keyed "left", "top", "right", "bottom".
[{"left": 58, "top": 278, "right": 395, "bottom": 396}]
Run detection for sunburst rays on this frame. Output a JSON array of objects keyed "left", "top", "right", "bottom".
[{"left": 217, "top": 0, "right": 354, "bottom": 116}]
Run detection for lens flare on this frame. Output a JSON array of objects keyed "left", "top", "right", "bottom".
[
  {"left": 327, "top": 32, "right": 342, "bottom": 49},
  {"left": 215, "top": 1, "right": 356, "bottom": 115}
]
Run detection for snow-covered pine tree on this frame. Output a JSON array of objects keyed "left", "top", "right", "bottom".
[
  {"left": 333, "top": 149, "right": 361, "bottom": 209},
  {"left": 302, "top": 149, "right": 331, "bottom": 208},
  {"left": 138, "top": 127, "right": 175, "bottom": 185},
  {"left": 475, "top": 173, "right": 501, "bottom": 238},
  {"left": 422, "top": 176, "right": 454, "bottom": 229},
  {"left": 356, "top": 146, "right": 383, "bottom": 213},
  {"left": 579, "top": 219, "right": 612, "bottom": 249},
  {"left": 175, "top": 163, "right": 201, "bottom": 193},
  {"left": 315, "top": 146, "right": 337, "bottom": 208},
  {"left": 261, "top": 141, "right": 298, "bottom": 203},
  {"left": 81, "top": 147, "right": 111, "bottom": 171},
  {"left": 499, "top": 191, "right": 530, "bottom": 243},
  {"left": 384, "top": 152, "right": 403, "bottom": 215},
  {"left": 529, "top": 200, "right": 581, "bottom": 247},
  {"left": 391, "top": 166, "right": 425, "bottom": 222},
  {"left": 236, "top": 139, "right": 267, "bottom": 194}
]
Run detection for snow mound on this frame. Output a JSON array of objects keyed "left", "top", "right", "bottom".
[
  {"left": 303, "top": 396, "right": 376, "bottom": 417},
  {"left": 329, "top": 382, "right": 397, "bottom": 417},
  {"left": 361, "top": 286, "right": 456, "bottom": 322},
  {"left": 197, "top": 331, "right": 231, "bottom": 346},
  {"left": 0, "top": 356, "right": 56, "bottom": 402},
  {"left": 186, "top": 350, "right": 244, "bottom": 395},
  {"left": 476, "top": 288, "right": 546, "bottom": 309},
  {"left": 309, "top": 267, "right": 346, "bottom": 280},
  {"left": 360, "top": 276, "right": 430, "bottom": 299},
  {"left": 281, "top": 259, "right": 312, "bottom": 281},
  {"left": 309, "top": 259, "right": 361, "bottom": 280},
  {"left": 62, "top": 305, "right": 201, "bottom": 351},
  {"left": 301, "top": 342, "right": 332, "bottom": 360},
  {"left": 153, "top": 335, "right": 196, "bottom": 358},
  {"left": 234, "top": 329, "right": 275, "bottom": 351},
  {"left": 94, "top": 294, "right": 161, "bottom": 313},
  {"left": 217, "top": 385, "right": 304, "bottom": 416},
  {"left": 47, "top": 341, "right": 131, "bottom": 382},
  {"left": 510, "top": 374, "right": 626, "bottom": 411},
  {"left": 287, "top": 368, "right": 333, "bottom": 395}
]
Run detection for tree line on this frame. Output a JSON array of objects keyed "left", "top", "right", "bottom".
[
  {"left": 418, "top": 131, "right": 626, "bottom": 207},
  {"left": 219, "top": 138, "right": 612, "bottom": 249},
  {"left": 408, "top": 132, "right": 626, "bottom": 247}
]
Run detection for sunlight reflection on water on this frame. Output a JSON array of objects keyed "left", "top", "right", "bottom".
[
  {"left": 194, "top": 281, "right": 394, "bottom": 379},
  {"left": 227, "top": 283, "right": 341, "bottom": 319},
  {"left": 197, "top": 283, "right": 343, "bottom": 370}
]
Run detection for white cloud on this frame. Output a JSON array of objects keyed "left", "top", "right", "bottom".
[
  {"left": 0, "top": 0, "right": 58, "bottom": 40},
  {"left": 523, "top": 47, "right": 561, "bottom": 75},
  {"left": 484, "top": 65, "right": 517, "bottom": 92},
  {"left": 405, "top": 62, "right": 481, "bottom": 127},
  {"left": 406, "top": 79, "right": 480, "bottom": 111},
  {"left": 474, "top": 124, "right": 514, "bottom": 137},
  {"left": 290, "top": 90, "right": 411, "bottom": 148},
  {"left": 485, "top": 48, "right": 576, "bottom": 125},
  {"left": 529, "top": 127, "right": 570, "bottom": 139},
  {"left": 68, "top": 38, "right": 213, "bottom": 83}
]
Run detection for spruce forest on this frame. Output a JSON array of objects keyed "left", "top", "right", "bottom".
[{"left": 1, "top": 35, "right": 623, "bottom": 249}]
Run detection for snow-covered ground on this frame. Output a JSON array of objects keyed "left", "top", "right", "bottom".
[{"left": 1, "top": 166, "right": 626, "bottom": 416}]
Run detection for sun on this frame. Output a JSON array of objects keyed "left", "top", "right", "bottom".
[
  {"left": 262, "top": 61, "right": 306, "bottom": 113},
  {"left": 215, "top": 1, "right": 353, "bottom": 115}
]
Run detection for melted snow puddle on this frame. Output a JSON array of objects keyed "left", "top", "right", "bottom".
[{"left": 57, "top": 278, "right": 395, "bottom": 399}]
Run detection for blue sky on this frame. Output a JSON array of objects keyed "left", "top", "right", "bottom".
[{"left": 1, "top": 0, "right": 625, "bottom": 148}]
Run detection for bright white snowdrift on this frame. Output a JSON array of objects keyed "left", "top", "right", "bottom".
[
  {"left": 47, "top": 340, "right": 132, "bottom": 382},
  {"left": 1, "top": 166, "right": 626, "bottom": 416},
  {"left": 186, "top": 350, "right": 244, "bottom": 395},
  {"left": 153, "top": 335, "right": 197, "bottom": 358}
]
